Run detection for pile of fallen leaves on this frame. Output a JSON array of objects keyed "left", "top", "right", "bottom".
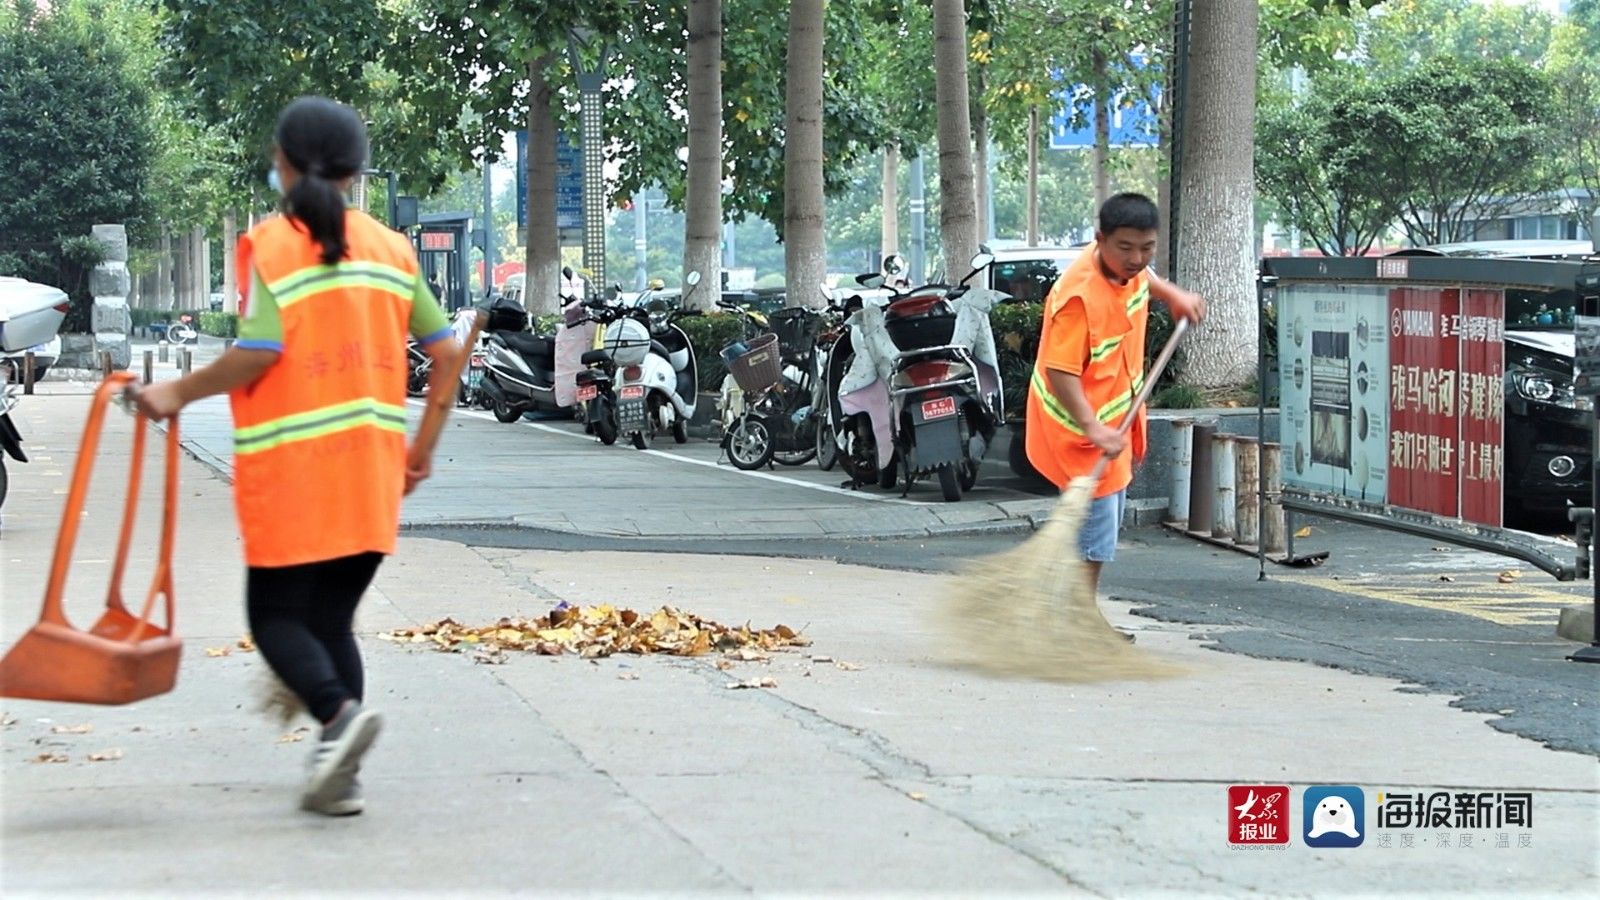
[{"left": 377, "top": 603, "right": 811, "bottom": 662}]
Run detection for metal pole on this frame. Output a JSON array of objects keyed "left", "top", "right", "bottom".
[
  {"left": 1188, "top": 421, "right": 1215, "bottom": 535},
  {"left": 158, "top": 341, "right": 169, "bottom": 363},
  {"left": 1572, "top": 407, "right": 1600, "bottom": 662},
  {"left": 1212, "top": 433, "right": 1237, "bottom": 541},
  {"left": 1262, "top": 442, "right": 1286, "bottom": 554},
  {"left": 1168, "top": 417, "right": 1194, "bottom": 524},
  {"left": 482, "top": 159, "right": 496, "bottom": 292},
  {"left": 142, "top": 350, "right": 153, "bottom": 385},
  {"left": 1259, "top": 267, "right": 1276, "bottom": 579},
  {"left": 181, "top": 347, "right": 192, "bottom": 375},
  {"left": 635, "top": 192, "right": 649, "bottom": 291},
  {"left": 99, "top": 350, "right": 112, "bottom": 379},
  {"left": 22, "top": 351, "right": 34, "bottom": 395},
  {"left": 909, "top": 152, "right": 926, "bottom": 283},
  {"left": 387, "top": 171, "right": 399, "bottom": 231},
  {"left": 1235, "top": 436, "right": 1260, "bottom": 546}
]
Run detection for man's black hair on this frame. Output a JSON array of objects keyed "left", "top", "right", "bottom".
[{"left": 1098, "top": 192, "right": 1159, "bottom": 235}]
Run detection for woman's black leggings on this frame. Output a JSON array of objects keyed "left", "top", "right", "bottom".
[{"left": 246, "top": 552, "right": 384, "bottom": 724}]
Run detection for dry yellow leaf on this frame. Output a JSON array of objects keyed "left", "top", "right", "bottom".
[
  {"left": 50, "top": 723, "right": 93, "bottom": 735},
  {"left": 236, "top": 636, "right": 256, "bottom": 652},
  {"left": 32, "top": 752, "right": 68, "bottom": 764},
  {"left": 908, "top": 791, "right": 927, "bottom": 801},
  {"left": 1294, "top": 526, "right": 1313, "bottom": 538},
  {"left": 1498, "top": 570, "right": 1521, "bottom": 583},
  {"left": 725, "top": 677, "right": 778, "bottom": 690},
  {"left": 277, "top": 732, "right": 304, "bottom": 744},
  {"left": 204, "top": 646, "right": 231, "bottom": 658},
  {"left": 618, "top": 672, "right": 640, "bottom": 681},
  {"left": 835, "top": 661, "right": 864, "bottom": 672},
  {"left": 87, "top": 749, "right": 123, "bottom": 762}
]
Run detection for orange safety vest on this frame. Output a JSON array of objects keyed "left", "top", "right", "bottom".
[
  {"left": 1024, "top": 248, "right": 1149, "bottom": 498},
  {"left": 230, "top": 211, "right": 419, "bottom": 568}
]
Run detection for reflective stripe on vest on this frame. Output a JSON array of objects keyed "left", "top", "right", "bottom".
[
  {"left": 1030, "top": 366, "right": 1146, "bottom": 436},
  {"left": 267, "top": 260, "right": 416, "bottom": 311},
  {"left": 233, "top": 397, "right": 407, "bottom": 456}
]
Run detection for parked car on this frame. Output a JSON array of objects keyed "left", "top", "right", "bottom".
[
  {"left": 0, "top": 277, "right": 68, "bottom": 382},
  {"left": 933, "top": 243, "right": 1088, "bottom": 301},
  {"left": 1394, "top": 240, "right": 1598, "bottom": 513}
]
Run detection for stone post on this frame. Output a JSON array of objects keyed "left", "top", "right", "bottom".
[{"left": 89, "top": 224, "right": 131, "bottom": 369}]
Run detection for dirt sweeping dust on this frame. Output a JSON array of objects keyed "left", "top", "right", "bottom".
[{"left": 937, "top": 474, "right": 1186, "bottom": 683}]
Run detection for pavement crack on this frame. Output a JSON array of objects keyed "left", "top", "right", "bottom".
[{"left": 473, "top": 547, "right": 567, "bottom": 602}]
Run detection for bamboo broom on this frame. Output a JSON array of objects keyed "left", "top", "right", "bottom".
[{"left": 937, "top": 318, "right": 1190, "bottom": 683}]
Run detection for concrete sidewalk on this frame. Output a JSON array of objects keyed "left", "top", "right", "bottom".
[{"left": 2, "top": 391, "right": 1596, "bottom": 896}]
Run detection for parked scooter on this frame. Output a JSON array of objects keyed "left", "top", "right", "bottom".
[
  {"left": 0, "top": 368, "right": 27, "bottom": 512},
  {"left": 719, "top": 304, "right": 830, "bottom": 470},
  {"left": 478, "top": 293, "right": 563, "bottom": 422},
  {"left": 608, "top": 273, "right": 704, "bottom": 450},
  {"left": 822, "top": 250, "right": 1009, "bottom": 501}
]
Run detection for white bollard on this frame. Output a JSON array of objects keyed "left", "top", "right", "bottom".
[
  {"left": 1212, "top": 433, "right": 1237, "bottom": 541},
  {"left": 1168, "top": 417, "right": 1194, "bottom": 524},
  {"left": 1234, "top": 436, "right": 1260, "bottom": 547}
]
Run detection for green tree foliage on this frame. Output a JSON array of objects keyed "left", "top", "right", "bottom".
[
  {"left": 1255, "top": 72, "right": 1399, "bottom": 255},
  {"left": 159, "top": 0, "right": 393, "bottom": 196},
  {"left": 0, "top": 0, "right": 154, "bottom": 290},
  {"left": 607, "top": 0, "right": 884, "bottom": 236},
  {"left": 1546, "top": 8, "right": 1600, "bottom": 226}
]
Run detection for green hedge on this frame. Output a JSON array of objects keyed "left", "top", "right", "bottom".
[
  {"left": 198, "top": 311, "right": 238, "bottom": 338},
  {"left": 678, "top": 313, "right": 752, "bottom": 392},
  {"left": 129, "top": 308, "right": 166, "bottom": 328}
]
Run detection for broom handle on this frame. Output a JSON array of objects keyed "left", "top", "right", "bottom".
[
  {"left": 1087, "top": 317, "right": 1190, "bottom": 481},
  {"left": 411, "top": 310, "right": 485, "bottom": 460}
]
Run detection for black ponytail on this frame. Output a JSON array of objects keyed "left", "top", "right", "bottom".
[{"left": 274, "top": 97, "right": 369, "bottom": 266}]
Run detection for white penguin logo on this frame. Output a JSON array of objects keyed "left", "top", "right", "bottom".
[{"left": 1308, "top": 795, "right": 1361, "bottom": 839}]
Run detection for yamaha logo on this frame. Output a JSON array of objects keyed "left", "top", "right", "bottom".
[{"left": 1391, "top": 309, "right": 1403, "bottom": 337}]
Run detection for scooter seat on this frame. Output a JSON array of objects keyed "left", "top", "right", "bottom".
[
  {"left": 581, "top": 349, "right": 611, "bottom": 366},
  {"left": 499, "top": 331, "right": 555, "bottom": 365}
]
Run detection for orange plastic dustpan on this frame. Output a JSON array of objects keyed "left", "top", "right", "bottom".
[{"left": 0, "top": 372, "right": 182, "bottom": 704}]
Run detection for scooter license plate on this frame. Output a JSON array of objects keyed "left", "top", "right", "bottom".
[
  {"left": 921, "top": 396, "right": 957, "bottom": 420},
  {"left": 618, "top": 398, "right": 647, "bottom": 432},
  {"left": 621, "top": 385, "right": 645, "bottom": 400},
  {"left": 469, "top": 355, "right": 485, "bottom": 369},
  {"left": 576, "top": 384, "right": 599, "bottom": 403}
]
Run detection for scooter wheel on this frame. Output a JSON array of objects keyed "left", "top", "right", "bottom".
[
  {"left": 672, "top": 416, "right": 689, "bottom": 444},
  {"left": 630, "top": 428, "right": 651, "bottom": 451},
  {"left": 937, "top": 463, "right": 963, "bottom": 502},
  {"left": 877, "top": 452, "right": 899, "bottom": 490},
  {"left": 727, "top": 416, "right": 776, "bottom": 470},
  {"left": 959, "top": 458, "right": 979, "bottom": 491},
  {"left": 493, "top": 398, "right": 522, "bottom": 423},
  {"left": 815, "top": 422, "right": 838, "bottom": 471}
]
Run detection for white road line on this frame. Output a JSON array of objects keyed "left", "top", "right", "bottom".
[{"left": 413, "top": 399, "right": 932, "bottom": 506}]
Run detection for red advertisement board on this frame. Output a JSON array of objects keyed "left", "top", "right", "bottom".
[
  {"left": 1458, "top": 289, "right": 1506, "bottom": 526},
  {"left": 1385, "top": 287, "right": 1505, "bottom": 527}
]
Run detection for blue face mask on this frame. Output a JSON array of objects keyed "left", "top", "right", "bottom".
[{"left": 267, "top": 168, "right": 282, "bottom": 194}]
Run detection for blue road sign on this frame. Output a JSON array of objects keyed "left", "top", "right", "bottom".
[
  {"left": 1048, "top": 59, "right": 1162, "bottom": 150},
  {"left": 517, "top": 130, "right": 585, "bottom": 237}
]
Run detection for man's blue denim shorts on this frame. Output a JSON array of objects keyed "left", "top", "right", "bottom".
[{"left": 1077, "top": 489, "right": 1125, "bottom": 563}]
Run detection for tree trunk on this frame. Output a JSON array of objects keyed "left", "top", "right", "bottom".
[
  {"left": 684, "top": 0, "right": 723, "bottom": 309},
  {"left": 1092, "top": 48, "right": 1111, "bottom": 211},
  {"left": 195, "top": 226, "right": 211, "bottom": 311},
  {"left": 785, "top": 0, "right": 827, "bottom": 311},
  {"left": 973, "top": 69, "right": 990, "bottom": 244},
  {"left": 157, "top": 227, "right": 173, "bottom": 311},
  {"left": 932, "top": 0, "right": 978, "bottom": 280},
  {"left": 222, "top": 211, "right": 239, "bottom": 314},
  {"left": 524, "top": 57, "right": 561, "bottom": 316},
  {"left": 881, "top": 144, "right": 900, "bottom": 265},
  {"left": 1027, "top": 107, "right": 1040, "bottom": 246},
  {"left": 1174, "top": 0, "right": 1258, "bottom": 389}
]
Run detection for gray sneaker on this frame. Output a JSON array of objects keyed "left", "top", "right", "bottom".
[{"left": 300, "top": 704, "right": 381, "bottom": 816}]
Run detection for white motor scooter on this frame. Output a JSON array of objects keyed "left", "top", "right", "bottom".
[{"left": 607, "top": 271, "right": 704, "bottom": 450}]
